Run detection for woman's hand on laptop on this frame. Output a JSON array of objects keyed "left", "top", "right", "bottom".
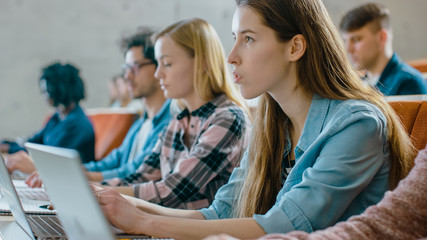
[
  {"left": 25, "top": 171, "right": 43, "bottom": 188},
  {"left": 6, "top": 150, "right": 36, "bottom": 174},
  {"left": 95, "top": 186, "right": 149, "bottom": 234}
]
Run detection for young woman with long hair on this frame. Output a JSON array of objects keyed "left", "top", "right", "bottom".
[
  {"left": 101, "top": 18, "right": 251, "bottom": 210},
  {"left": 95, "top": 0, "right": 413, "bottom": 239}
]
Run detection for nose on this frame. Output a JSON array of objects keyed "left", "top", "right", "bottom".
[
  {"left": 346, "top": 41, "right": 354, "bottom": 54},
  {"left": 124, "top": 68, "right": 133, "bottom": 81},
  {"left": 154, "top": 65, "right": 163, "bottom": 80},
  {"left": 227, "top": 43, "right": 241, "bottom": 66}
]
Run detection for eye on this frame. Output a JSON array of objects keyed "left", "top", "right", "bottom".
[
  {"left": 352, "top": 37, "right": 362, "bottom": 43},
  {"left": 245, "top": 36, "right": 254, "bottom": 43},
  {"left": 164, "top": 62, "right": 172, "bottom": 67}
]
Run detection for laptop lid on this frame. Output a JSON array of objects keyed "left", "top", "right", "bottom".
[
  {"left": 25, "top": 143, "right": 149, "bottom": 240},
  {"left": 0, "top": 153, "right": 37, "bottom": 240}
]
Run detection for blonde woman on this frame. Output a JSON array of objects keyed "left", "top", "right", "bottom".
[
  {"left": 95, "top": 0, "right": 413, "bottom": 239},
  {"left": 103, "top": 18, "right": 250, "bottom": 210}
]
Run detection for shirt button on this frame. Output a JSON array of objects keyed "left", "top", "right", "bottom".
[{"left": 191, "top": 125, "right": 194, "bottom": 128}]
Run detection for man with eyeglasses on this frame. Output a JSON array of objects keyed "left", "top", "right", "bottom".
[{"left": 82, "top": 28, "right": 172, "bottom": 182}]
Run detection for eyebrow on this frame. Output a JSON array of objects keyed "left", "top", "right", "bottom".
[
  {"left": 233, "top": 29, "right": 256, "bottom": 35},
  {"left": 158, "top": 55, "right": 172, "bottom": 60}
]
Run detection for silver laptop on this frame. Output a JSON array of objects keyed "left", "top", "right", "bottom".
[
  {"left": 0, "top": 154, "right": 66, "bottom": 240},
  {"left": 25, "top": 142, "right": 150, "bottom": 240}
]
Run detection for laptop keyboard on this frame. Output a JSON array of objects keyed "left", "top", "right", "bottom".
[
  {"left": 17, "top": 187, "right": 51, "bottom": 201},
  {"left": 28, "top": 215, "right": 66, "bottom": 237}
]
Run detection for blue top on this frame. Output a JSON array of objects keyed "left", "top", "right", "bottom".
[
  {"left": 376, "top": 53, "right": 427, "bottom": 95},
  {"left": 199, "top": 96, "right": 391, "bottom": 234},
  {"left": 84, "top": 100, "right": 172, "bottom": 180},
  {"left": 7, "top": 104, "right": 95, "bottom": 163}
]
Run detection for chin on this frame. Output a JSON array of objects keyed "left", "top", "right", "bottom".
[
  {"left": 164, "top": 92, "right": 173, "bottom": 99},
  {"left": 240, "top": 88, "right": 262, "bottom": 100}
]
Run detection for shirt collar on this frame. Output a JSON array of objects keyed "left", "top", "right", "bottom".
[
  {"left": 176, "top": 94, "right": 226, "bottom": 120},
  {"left": 378, "top": 53, "right": 399, "bottom": 88},
  {"left": 142, "top": 99, "right": 171, "bottom": 124},
  {"left": 296, "top": 95, "right": 330, "bottom": 155}
]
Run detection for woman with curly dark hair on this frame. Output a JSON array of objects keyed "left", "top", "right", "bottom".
[{"left": 1, "top": 62, "right": 95, "bottom": 173}]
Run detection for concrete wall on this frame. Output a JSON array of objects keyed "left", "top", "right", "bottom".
[{"left": 1, "top": 0, "right": 426, "bottom": 139}]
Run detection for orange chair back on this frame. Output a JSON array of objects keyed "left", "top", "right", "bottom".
[
  {"left": 388, "top": 100, "right": 427, "bottom": 153},
  {"left": 407, "top": 58, "right": 427, "bottom": 73},
  {"left": 88, "top": 111, "right": 138, "bottom": 160}
]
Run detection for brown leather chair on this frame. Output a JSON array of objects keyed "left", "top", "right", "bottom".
[
  {"left": 388, "top": 98, "right": 427, "bottom": 153},
  {"left": 87, "top": 109, "right": 139, "bottom": 161}
]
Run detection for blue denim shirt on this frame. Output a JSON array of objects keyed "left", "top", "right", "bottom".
[
  {"left": 199, "top": 96, "right": 391, "bottom": 234},
  {"left": 84, "top": 100, "right": 172, "bottom": 180}
]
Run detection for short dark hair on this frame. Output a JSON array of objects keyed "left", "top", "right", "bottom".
[
  {"left": 40, "top": 62, "right": 85, "bottom": 107},
  {"left": 340, "top": 3, "right": 391, "bottom": 32},
  {"left": 121, "top": 27, "right": 156, "bottom": 65}
]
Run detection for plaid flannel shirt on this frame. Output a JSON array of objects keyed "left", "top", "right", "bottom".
[{"left": 108, "top": 94, "right": 250, "bottom": 209}]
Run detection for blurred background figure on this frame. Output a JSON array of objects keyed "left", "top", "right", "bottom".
[
  {"left": 107, "top": 74, "right": 121, "bottom": 107},
  {"left": 83, "top": 28, "right": 172, "bottom": 182},
  {"left": 0, "top": 62, "right": 95, "bottom": 175},
  {"left": 108, "top": 73, "right": 143, "bottom": 112},
  {"left": 340, "top": 2, "right": 427, "bottom": 96}
]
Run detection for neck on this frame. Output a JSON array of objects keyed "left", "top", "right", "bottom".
[
  {"left": 57, "top": 103, "right": 76, "bottom": 119},
  {"left": 144, "top": 88, "right": 167, "bottom": 119},
  {"left": 183, "top": 92, "right": 208, "bottom": 113},
  {"left": 269, "top": 80, "right": 312, "bottom": 140},
  {"left": 367, "top": 50, "right": 393, "bottom": 76}
]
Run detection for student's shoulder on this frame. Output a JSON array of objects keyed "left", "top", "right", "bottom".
[
  {"left": 213, "top": 98, "right": 246, "bottom": 121},
  {"left": 396, "top": 61, "right": 425, "bottom": 83},
  {"left": 329, "top": 98, "right": 386, "bottom": 125}
]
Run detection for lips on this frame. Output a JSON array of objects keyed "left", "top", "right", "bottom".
[
  {"left": 159, "top": 81, "right": 168, "bottom": 90},
  {"left": 232, "top": 71, "right": 243, "bottom": 83}
]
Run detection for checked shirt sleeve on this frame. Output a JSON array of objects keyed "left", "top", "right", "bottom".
[{"left": 134, "top": 109, "right": 246, "bottom": 208}]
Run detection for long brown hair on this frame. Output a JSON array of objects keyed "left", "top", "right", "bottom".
[{"left": 235, "top": 0, "right": 414, "bottom": 218}]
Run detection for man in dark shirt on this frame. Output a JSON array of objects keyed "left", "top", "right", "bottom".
[{"left": 340, "top": 3, "right": 427, "bottom": 96}]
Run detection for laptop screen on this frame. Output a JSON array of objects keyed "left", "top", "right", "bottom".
[
  {"left": 0, "top": 154, "right": 36, "bottom": 239},
  {"left": 25, "top": 143, "right": 120, "bottom": 240}
]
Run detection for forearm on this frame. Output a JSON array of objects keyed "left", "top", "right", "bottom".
[
  {"left": 113, "top": 186, "right": 135, "bottom": 197},
  {"left": 142, "top": 215, "right": 265, "bottom": 240},
  {"left": 86, "top": 171, "right": 104, "bottom": 182},
  {"left": 123, "top": 194, "right": 204, "bottom": 219}
]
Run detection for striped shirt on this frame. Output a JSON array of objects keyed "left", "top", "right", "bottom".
[{"left": 107, "top": 94, "right": 250, "bottom": 209}]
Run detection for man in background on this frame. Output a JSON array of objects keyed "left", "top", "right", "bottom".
[
  {"left": 83, "top": 28, "right": 172, "bottom": 182},
  {"left": 340, "top": 2, "right": 427, "bottom": 96}
]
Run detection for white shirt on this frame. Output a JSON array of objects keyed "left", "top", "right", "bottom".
[{"left": 128, "top": 119, "right": 153, "bottom": 161}]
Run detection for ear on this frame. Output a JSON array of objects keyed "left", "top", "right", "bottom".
[
  {"left": 378, "top": 28, "right": 388, "bottom": 45},
  {"left": 288, "top": 34, "right": 306, "bottom": 62}
]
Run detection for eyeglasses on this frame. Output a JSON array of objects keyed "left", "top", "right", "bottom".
[{"left": 121, "top": 61, "right": 155, "bottom": 73}]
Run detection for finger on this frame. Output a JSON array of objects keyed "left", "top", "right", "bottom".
[
  {"left": 90, "top": 183, "right": 105, "bottom": 191},
  {"left": 30, "top": 179, "right": 43, "bottom": 188}
]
